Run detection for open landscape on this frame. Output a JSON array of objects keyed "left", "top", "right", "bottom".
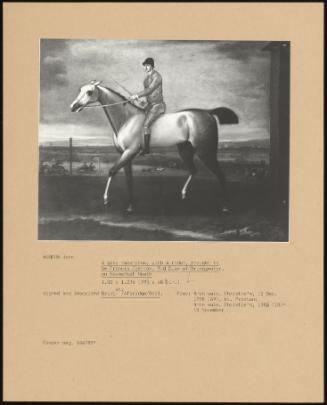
[{"left": 38, "top": 139, "right": 288, "bottom": 241}]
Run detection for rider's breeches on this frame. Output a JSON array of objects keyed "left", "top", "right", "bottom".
[{"left": 143, "top": 102, "right": 166, "bottom": 134}]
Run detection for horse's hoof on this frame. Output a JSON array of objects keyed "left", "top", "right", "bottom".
[
  {"left": 104, "top": 199, "right": 109, "bottom": 206},
  {"left": 181, "top": 192, "right": 186, "bottom": 200},
  {"left": 125, "top": 206, "right": 134, "bottom": 213},
  {"left": 221, "top": 206, "right": 230, "bottom": 213}
]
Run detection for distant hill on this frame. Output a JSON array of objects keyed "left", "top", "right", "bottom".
[
  {"left": 219, "top": 138, "right": 270, "bottom": 149},
  {"left": 39, "top": 138, "right": 270, "bottom": 152},
  {"left": 39, "top": 138, "right": 270, "bottom": 154}
]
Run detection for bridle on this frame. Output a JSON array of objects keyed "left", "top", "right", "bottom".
[{"left": 82, "top": 84, "right": 132, "bottom": 109}]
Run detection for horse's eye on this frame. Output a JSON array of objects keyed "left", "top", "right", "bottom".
[{"left": 86, "top": 90, "right": 93, "bottom": 96}]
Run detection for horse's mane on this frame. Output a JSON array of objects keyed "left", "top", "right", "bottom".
[
  {"left": 103, "top": 86, "right": 127, "bottom": 100},
  {"left": 103, "top": 86, "right": 144, "bottom": 111}
]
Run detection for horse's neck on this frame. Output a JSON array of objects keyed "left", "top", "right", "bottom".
[{"left": 98, "top": 86, "right": 139, "bottom": 134}]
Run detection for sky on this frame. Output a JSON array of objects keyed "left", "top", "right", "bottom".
[{"left": 39, "top": 39, "right": 271, "bottom": 145}]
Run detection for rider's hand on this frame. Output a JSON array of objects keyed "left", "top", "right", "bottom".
[{"left": 130, "top": 94, "right": 139, "bottom": 101}]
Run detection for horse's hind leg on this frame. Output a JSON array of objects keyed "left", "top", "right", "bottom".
[
  {"left": 197, "top": 150, "right": 230, "bottom": 211},
  {"left": 177, "top": 141, "right": 197, "bottom": 200}
]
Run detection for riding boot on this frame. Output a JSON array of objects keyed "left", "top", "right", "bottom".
[{"left": 140, "top": 133, "right": 151, "bottom": 155}]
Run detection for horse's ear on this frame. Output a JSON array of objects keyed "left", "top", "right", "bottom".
[{"left": 90, "top": 80, "right": 101, "bottom": 86}]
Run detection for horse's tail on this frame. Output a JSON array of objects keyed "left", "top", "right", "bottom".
[{"left": 208, "top": 107, "right": 239, "bottom": 125}]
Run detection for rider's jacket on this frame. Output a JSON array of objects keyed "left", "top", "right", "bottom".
[{"left": 137, "top": 70, "right": 164, "bottom": 106}]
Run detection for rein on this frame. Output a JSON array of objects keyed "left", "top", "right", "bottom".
[{"left": 84, "top": 100, "right": 129, "bottom": 109}]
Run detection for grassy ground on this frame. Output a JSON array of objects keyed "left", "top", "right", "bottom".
[{"left": 38, "top": 173, "right": 288, "bottom": 241}]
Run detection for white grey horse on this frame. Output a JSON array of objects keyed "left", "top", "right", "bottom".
[{"left": 70, "top": 81, "right": 239, "bottom": 212}]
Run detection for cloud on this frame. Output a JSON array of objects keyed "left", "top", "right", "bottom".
[
  {"left": 41, "top": 56, "right": 68, "bottom": 88},
  {"left": 41, "top": 38, "right": 69, "bottom": 53},
  {"left": 213, "top": 41, "right": 269, "bottom": 62},
  {"left": 40, "top": 39, "right": 70, "bottom": 89},
  {"left": 39, "top": 39, "right": 271, "bottom": 144}
]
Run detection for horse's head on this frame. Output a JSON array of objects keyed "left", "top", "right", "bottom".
[{"left": 70, "top": 80, "right": 101, "bottom": 112}]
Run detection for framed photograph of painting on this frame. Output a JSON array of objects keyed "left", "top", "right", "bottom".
[{"left": 3, "top": 2, "right": 324, "bottom": 402}]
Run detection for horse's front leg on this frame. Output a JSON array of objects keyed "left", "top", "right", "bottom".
[
  {"left": 103, "top": 149, "right": 137, "bottom": 206},
  {"left": 103, "top": 176, "right": 112, "bottom": 206},
  {"left": 123, "top": 162, "right": 134, "bottom": 212}
]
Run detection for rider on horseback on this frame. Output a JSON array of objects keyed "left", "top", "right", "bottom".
[{"left": 130, "top": 58, "right": 166, "bottom": 155}]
